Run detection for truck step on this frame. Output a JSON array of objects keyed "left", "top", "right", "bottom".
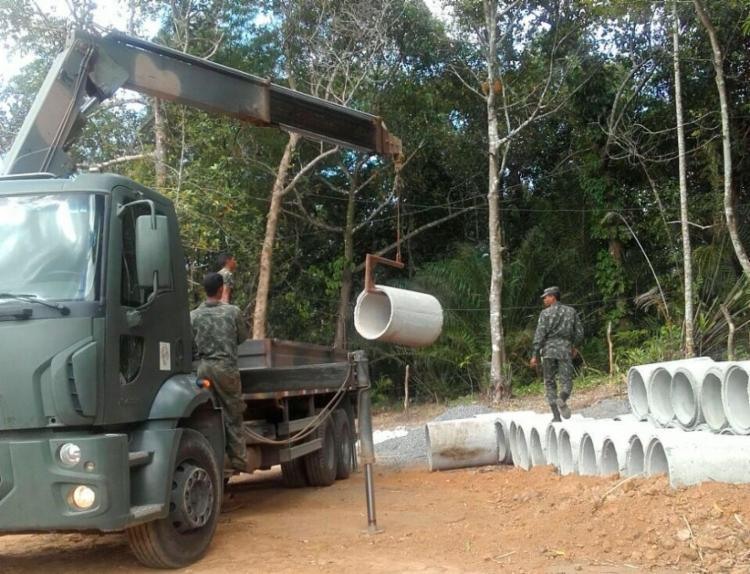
[
  {"left": 128, "top": 451, "right": 153, "bottom": 468},
  {"left": 129, "top": 504, "right": 165, "bottom": 524}
]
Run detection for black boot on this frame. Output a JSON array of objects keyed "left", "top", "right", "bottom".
[{"left": 550, "top": 403, "right": 562, "bottom": 422}]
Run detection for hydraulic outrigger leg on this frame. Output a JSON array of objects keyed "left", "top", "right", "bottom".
[{"left": 353, "top": 350, "right": 381, "bottom": 534}]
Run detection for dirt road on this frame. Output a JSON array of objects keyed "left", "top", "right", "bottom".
[{"left": 3, "top": 463, "right": 750, "bottom": 573}]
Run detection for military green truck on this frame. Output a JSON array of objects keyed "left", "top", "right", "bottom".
[{"left": 0, "top": 30, "right": 401, "bottom": 568}]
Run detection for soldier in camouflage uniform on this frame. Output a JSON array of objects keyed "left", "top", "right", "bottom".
[
  {"left": 530, "top": 286, "right": 583, "bottom": 421},
  {"left": 217, "top": 252, "right": 237, "bottom": 304},
  {"left": 191, "top": 272, "right": 249, "bottom": 472}
]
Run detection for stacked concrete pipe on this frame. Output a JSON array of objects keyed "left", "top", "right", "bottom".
[
  {"left": 648, "top": 358, "right": 714, "bottom": 426},
  {"left": 722, "top": 362, "right": 750, "bottom": 434},
  {"left": 671, "top": 361, "right": 730, "bottom": 429},
  {"left": 645, "top": 430, "right": 750, "bottom": 487},
  {"left": 701, "top": 365, "right": 731, "bottom": 432},
  {"left": 628, "top": 358, "right": 713, "bottom": 423},
  {"left": 425, "top": 417, "right": 503, "bottom": 471}
]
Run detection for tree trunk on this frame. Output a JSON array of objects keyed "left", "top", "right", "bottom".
[
  {"left": 153, "top": 98, "right": 167, "bottom": 189},
  {"left": 673, "top": 2, "right": 695, "bottom": 357},
  {"left": 693, "top": 0, "right": 750, "bottom": 277},
  {"left": 484, "top": 0, "right": 509, "bottom": 401},
  {"left": 252, "top": 133, "right": 301, "bottom": 339},
  {"left": 334, "top": 185, "right": 357, "bottom": 350}
]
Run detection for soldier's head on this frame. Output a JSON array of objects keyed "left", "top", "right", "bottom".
[
  {"left": 203, "top": 272, "right": 224, "bottom": 300},
  {"left": 541, "top": 286, "right": 560, "bottom": 307},
  {"left": 217, "top": 252, "right": 237, "bottom": 272}
]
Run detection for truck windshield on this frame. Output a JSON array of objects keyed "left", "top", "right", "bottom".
[{"left": 0, "top": 193, "right": 104, "bottom": 302}]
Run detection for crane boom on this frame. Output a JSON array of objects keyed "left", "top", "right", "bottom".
[{"left": 3, "top": 29, "right": 402, "bottom": 176}]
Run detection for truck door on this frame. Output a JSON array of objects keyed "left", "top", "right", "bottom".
[{"left": 101, "top": 184, "right": 191, "bottom": 424}]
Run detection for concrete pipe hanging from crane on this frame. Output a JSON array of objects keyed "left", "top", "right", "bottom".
[{"left": 353, "top": 254, "right": 444, "bottom": 347}]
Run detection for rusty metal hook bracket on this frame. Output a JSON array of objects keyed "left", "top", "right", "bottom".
[{"left": 364, "top": 253, "right": 404, "bottom": 293}]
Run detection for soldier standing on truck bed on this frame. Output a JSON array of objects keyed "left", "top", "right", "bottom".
[
  {"left": 217, "top": 252, "right": 237, "bottom": 304},
  {"left": 191, "top": 272, "right": 249, "bottom": 472},
  {"left": 530, "top": 286, "right": 584, "bottom": 422}
]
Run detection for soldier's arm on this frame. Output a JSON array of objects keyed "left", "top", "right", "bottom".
[{"left": 531, "top": 312, "right": 547, "bottom": 359}]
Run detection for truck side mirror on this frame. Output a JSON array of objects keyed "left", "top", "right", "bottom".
[{"left": 135, "top": 214, "right": 172, "bottom": 289}]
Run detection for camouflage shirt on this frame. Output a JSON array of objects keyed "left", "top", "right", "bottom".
[
  {"left": 190, "top": 300, "right": 248, "bottom": 368},
  {"left": 532, "top": 302, "right": 583, "bottom": 359},
  {"left": 218, "top": 267, "right": 235, "bottom": 289}
]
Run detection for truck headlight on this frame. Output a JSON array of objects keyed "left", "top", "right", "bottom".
[
  {"left": 68, "top": 485, "right": 96, "bottom": 510},
  {"left": 58, "top": 443, "right": 82, "bottom": 467}
]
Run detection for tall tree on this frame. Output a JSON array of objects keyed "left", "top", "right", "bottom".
[
  {"left": 693, "top": 0, "right": 750, "bottom": 277},
  {"left": 673, "top": 1, "right": 695, "bottom": 356}
]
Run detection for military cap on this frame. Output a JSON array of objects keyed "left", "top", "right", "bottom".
[{"left": 541, "top": 286, "right": 561, "bottom": 299}]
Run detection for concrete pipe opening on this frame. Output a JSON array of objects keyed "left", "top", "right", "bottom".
[
  {"left": 558, "top": 429, "right": 574, "bottom": 475},
  {"left": 626, "top": 436, "right": 645, "bottom": 477},
  {"left": 671, "top": 371, "right": 698, "bottom": 428},
  {"left": 354, "top": 285, "right": 443, "bottom": 347},
  {"left": 701, "top": 371, "right": 727, "bottom": 431},
  {"left": 529, "top": 428, "right": 546, "bottom": 466},
  {"left": 546, "top": 426, "right": 559, "bottom": 468},
  {"left": 600, "top": 439, "right": 620, "bottom": 476},
  {"left": 508, "top": 421, "right": 519, "bottom": 464},
  {"left": 724, "top": 366, "right": 750, "bottom": 433},
  {"left": 578, "top": 434, "right": 598, "bottom": 476},
  {"left": 649, "top": 368, "right": 674, "bottom": 425},
  {"left": 627, "top": 368, "right": 649, "bottom": 419},
  {"left": 645, "top": 439, "right": 670, "bottom": 478},
  {"left": 516, "top": 427, "right": 531, "bottom": 470},
  {"left": 496, "top": 423, "right": 508, "bottom": 463}
]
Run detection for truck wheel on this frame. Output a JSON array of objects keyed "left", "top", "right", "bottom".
[
  {"left": 304, "top": 417, "right": 337, "bottom": 487},
  {"left": 127, "top": 429, "right": 221, "bottom": 569},
  {"left": 333, "top": 410, "right": 353, "bottom": 479},
  {"left": 280, "top": 457, "right": 308, "bottom": 488}
]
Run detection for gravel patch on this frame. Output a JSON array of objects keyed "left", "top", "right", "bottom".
[{"left": 579, "top": 397, "right": 630, "bottom": 419}]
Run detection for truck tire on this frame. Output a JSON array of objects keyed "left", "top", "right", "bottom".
[
  {"left": 280, "top": 457, "right": 308, "bottom": 488},
  {"left": 333, "top": 410, "right": 353, "bottom": 479},
  {"left": 127, "top": 429, "right": 222, "bottom": 569},
  {"left": 304, "top": 417, "right": 337, "bottom": 487}
]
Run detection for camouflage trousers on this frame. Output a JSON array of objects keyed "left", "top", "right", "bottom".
[
  {"left": 542, "top": 357, "right": 574, "bottom": 406},
  {"left": 197, "top": 361, "right": 247, "bottom": 472}
]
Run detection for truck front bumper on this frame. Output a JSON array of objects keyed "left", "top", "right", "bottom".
[{"left": 0, "top": 432, "right": 132, "bottom": 532}]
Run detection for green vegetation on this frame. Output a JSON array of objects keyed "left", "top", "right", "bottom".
[{"left": 2, "top": 0, "right": 749, "bottom": 404}]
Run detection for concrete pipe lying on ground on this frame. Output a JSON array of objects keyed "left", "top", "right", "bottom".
[
  {"left": 626, "top": 435, "right": 647, "bottom": 477},
  {"left": 425, "top": 417, "right": 502, "bottom": 471},
  {"left": 722, "top": 363, "right": 750, "bottom": 435},
  {"left": 544, "top": 415, "right": 586, "bottom": 470},
  {"left": 511, "top": 413, "right": 554, "bottom": 470},
  {"left": 628, "top": 358, "right": 713, "bottom": 422},
  {"left": 557, "top": 419, "right": 596, "bottom": 475},
  {"left": 353, "top": 285, "right": 443, "bottom": 347},
  {"left": 493, "top": 411, "right": 534, "bottom": 464},
  {"left": 645, "top": 430, "right": 750, "bottom": 487},
  {"left": 579, "top": 420, "right": 658, "bottom": 476},
  {"left": 671, "top": 361, "right": 731, "bottom": 429}
]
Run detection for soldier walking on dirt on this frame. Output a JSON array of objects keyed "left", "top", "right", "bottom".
[
  {"left": 191, "top": 272, "right": 249, "bottom": 472},
  {"left": 530, "top": 286, "right": 584, "bottom": 422}
]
